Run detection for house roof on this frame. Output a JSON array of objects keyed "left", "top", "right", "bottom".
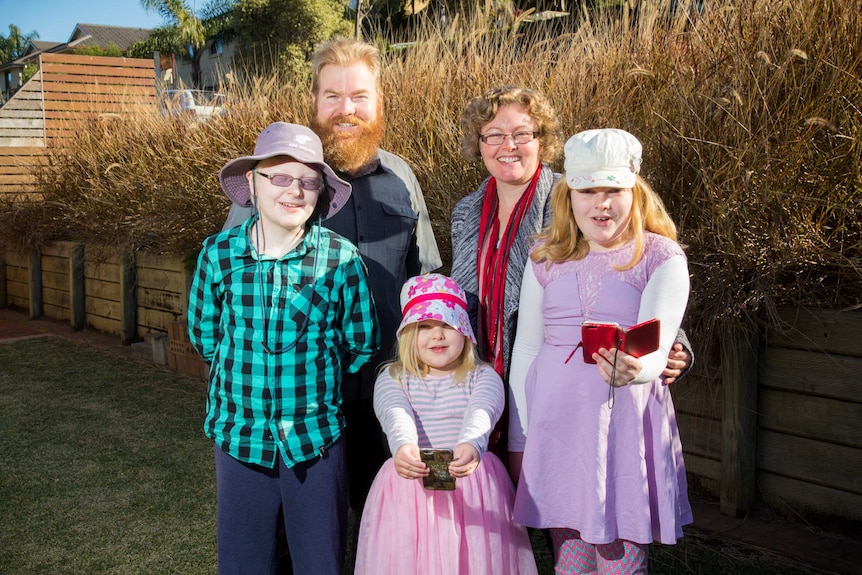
[
  {"left": 30, "top": 41, "right": 65, "bottom": 53},
  {"left": 68, "top": 24, "right": 153, "bottom": 51},
  {"left": 1, "top": 23, "right": 154, "bottom": 73}
]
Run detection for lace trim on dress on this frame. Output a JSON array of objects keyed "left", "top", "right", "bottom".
[{"left": 530, "top": 234, "right": 685, "bottom": 319}]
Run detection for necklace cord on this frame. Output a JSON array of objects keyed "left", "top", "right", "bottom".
[{"left": 256, "top": 210, "right": 320, "bottom": 355}]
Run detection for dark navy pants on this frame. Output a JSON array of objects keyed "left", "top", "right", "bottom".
[{"left": 214, "top": 436, "right": 347, "bottom": 575}]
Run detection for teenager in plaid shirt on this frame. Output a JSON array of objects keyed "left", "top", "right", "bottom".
[{"left": 188, "top": 122, "right": 378, "bottom": 575}]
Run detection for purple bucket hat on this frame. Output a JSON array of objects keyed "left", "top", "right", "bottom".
[
  {"left": 218, "top": 122, "right": 350, "bottom": 219},
  {"left": 397, "top": 273, "right": 476, "bottom": 344}
]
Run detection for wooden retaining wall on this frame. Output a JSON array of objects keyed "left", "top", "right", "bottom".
[
  {"left": 4, "top": 249, "right": 29, "bottom": 311},
  {"left": 757, "top": 308, "right": 862, "bottom": 522},
  {"left": 0, "top": 243, "right": 859, "bottom": 528},
  {"left": 669, "top": 307, "right": 862, "bottom": 525},
  {"left": 2, "top": 243, "right": 191, "bottom": 342},
  {"left": 673, "top": 377, "right": 722, "bottom": 496},
  {"left": 136, "top": 253, "right": 190, "bottom": 334}
]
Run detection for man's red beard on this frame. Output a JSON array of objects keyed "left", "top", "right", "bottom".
[{"left": 311, "top": 110, "right": 386, "bottom": 174}]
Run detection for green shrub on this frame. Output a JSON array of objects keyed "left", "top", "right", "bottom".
[{"left": 71, "top": 42, "right": 124, "bottom": 57}]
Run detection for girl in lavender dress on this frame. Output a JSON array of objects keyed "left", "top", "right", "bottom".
[
  {"left": 355, "top": 273, "right": 537, "bottom": 575},
  {"left": 508, "top": 129, "right": 692, "bottom": 574}
]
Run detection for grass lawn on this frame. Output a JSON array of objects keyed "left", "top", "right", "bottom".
[
  {"left": 0, "top": 336, "right": 837, "bottom": 574},
  {"left": 1, "top": 337, "right": 216, "bottom": 575}
]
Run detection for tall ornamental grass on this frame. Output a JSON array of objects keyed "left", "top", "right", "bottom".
[{"left": 1, "top": 0, "right": 860, "bottom": 395}]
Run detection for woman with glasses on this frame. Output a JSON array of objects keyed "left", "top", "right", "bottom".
[
  {"left": 450, "top": 86, "right": 561, "bottom": 467},
  {"left": 450, "top": 86, "right": 692, "bottom": 476}
]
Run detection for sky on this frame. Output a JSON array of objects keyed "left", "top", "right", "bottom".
[{"left": 2, "top": 0, "right": 165, "bottom": 44}]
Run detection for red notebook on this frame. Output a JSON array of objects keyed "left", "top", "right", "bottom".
[{"left": 580, "top": 318, "right": 660, "bottom": 364}]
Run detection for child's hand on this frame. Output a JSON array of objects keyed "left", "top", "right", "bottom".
[
  {"left": 393, "top": 444, "right": 429, "bottom": 480},
  {"left": 593, "top": 348, "right": 643, "bottom": 387},
  {"left": 448, "top": 443, "right": 480, "bottom": 478}
]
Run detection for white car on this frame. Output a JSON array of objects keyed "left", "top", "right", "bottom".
[{"left": 160, "top": 89, "right": 225, "bottom": 120}]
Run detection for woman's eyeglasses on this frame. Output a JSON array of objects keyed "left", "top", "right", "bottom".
[
  {"left": 478, "top": 131, "right": 539, "bottom": 146},
  {"left": 255, "top": 170, "right": 322, "bottom": 191}
]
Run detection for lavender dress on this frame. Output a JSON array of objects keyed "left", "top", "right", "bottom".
[{"left": 511, "top": 233, "right": 693, "bottom": 545}]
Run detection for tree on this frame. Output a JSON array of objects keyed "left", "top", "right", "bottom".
[
  {"left": 232, "top": 0, "right": 352, "bottom": 79},
  {"left": 128, "top": 0, "right": 236, "bottom": 88},
  {"left": 0, "top": 24, "right": 39, "bottom": 64}
]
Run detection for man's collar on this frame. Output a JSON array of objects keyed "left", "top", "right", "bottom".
[{"left": 338, "top": 151, "right": 380, "bottom": 179}]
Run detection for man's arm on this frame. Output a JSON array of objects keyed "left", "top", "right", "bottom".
[
  {"left": 378, "top": 150, "right": 442, "bottom": 274},
  {"left": 223, "top": 204, "right": 252, "bottom": 231}
]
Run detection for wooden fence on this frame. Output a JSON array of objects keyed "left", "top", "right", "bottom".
[
  {"left": 1, "top": 241, "right": 859, "bottom": 528},
  {"left": 0, "top": 53, "right": 156, "bottom": 198},
  {"left": 4, "top": 243, "right": 190, "bottom": 341},
  {"left": 0, "top": 147, "right": 45, "bottom": 198},
  {"left": 757, "top": 309, "right": 862, "bottom": 522}
]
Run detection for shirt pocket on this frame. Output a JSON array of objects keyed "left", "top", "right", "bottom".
[
  {"left": 379, "top": 200, "right": 418, "bottom": 255},
  {"left": 287, "top": 277, "right": 331, "bottom": 329}
]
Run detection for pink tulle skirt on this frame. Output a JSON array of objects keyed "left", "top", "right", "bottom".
[{"left": 354, "top": 452, "right": 538, "bottom": 575}]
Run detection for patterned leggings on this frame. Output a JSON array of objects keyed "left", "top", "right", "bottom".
[{"left": 550, "top": 528, "right": 649, "bottom": 574}]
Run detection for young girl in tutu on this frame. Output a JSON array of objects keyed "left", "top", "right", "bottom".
[{"left": 354, "top": 273, "right": 538, "bottom": 575}]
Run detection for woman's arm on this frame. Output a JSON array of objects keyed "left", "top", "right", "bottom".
[{"left": 664, "top": 333, "right": 694, "bottom": 384}]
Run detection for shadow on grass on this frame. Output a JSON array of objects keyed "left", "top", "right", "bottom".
[{"left": 0, "top": 337, "right": 838, "bottom": 575}]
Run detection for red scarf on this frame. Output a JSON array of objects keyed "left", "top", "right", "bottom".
[{"left": 477, "top": 168, "right": 540, "bottom": 376}]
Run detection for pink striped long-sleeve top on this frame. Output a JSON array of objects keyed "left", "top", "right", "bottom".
[{"left": 372, "top": 364, "right": 504, "bottom": 458}]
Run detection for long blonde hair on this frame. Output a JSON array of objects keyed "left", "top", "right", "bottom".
[
  {"left": 530, "top": 174, "right": 678, "bottom": 270},
  {"left": 383, "top": 323, "right": 481, "bottom": 384}
]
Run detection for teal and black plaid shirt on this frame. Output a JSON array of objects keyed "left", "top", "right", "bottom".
[{"left": 188, "top": 217, "right": 378, "bottom": 468}]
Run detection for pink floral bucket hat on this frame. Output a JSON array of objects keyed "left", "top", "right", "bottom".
[{"left": 397, "top": 274, "right": 476, "bottom": 344}]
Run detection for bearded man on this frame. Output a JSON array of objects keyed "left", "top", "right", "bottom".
[{"left": 223, "top": 38, "right": 442, "bottom": 518}]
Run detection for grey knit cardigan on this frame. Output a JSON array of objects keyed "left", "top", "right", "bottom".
[{"left": 450, "top": 164, "right": 558, "bottom": 378}]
